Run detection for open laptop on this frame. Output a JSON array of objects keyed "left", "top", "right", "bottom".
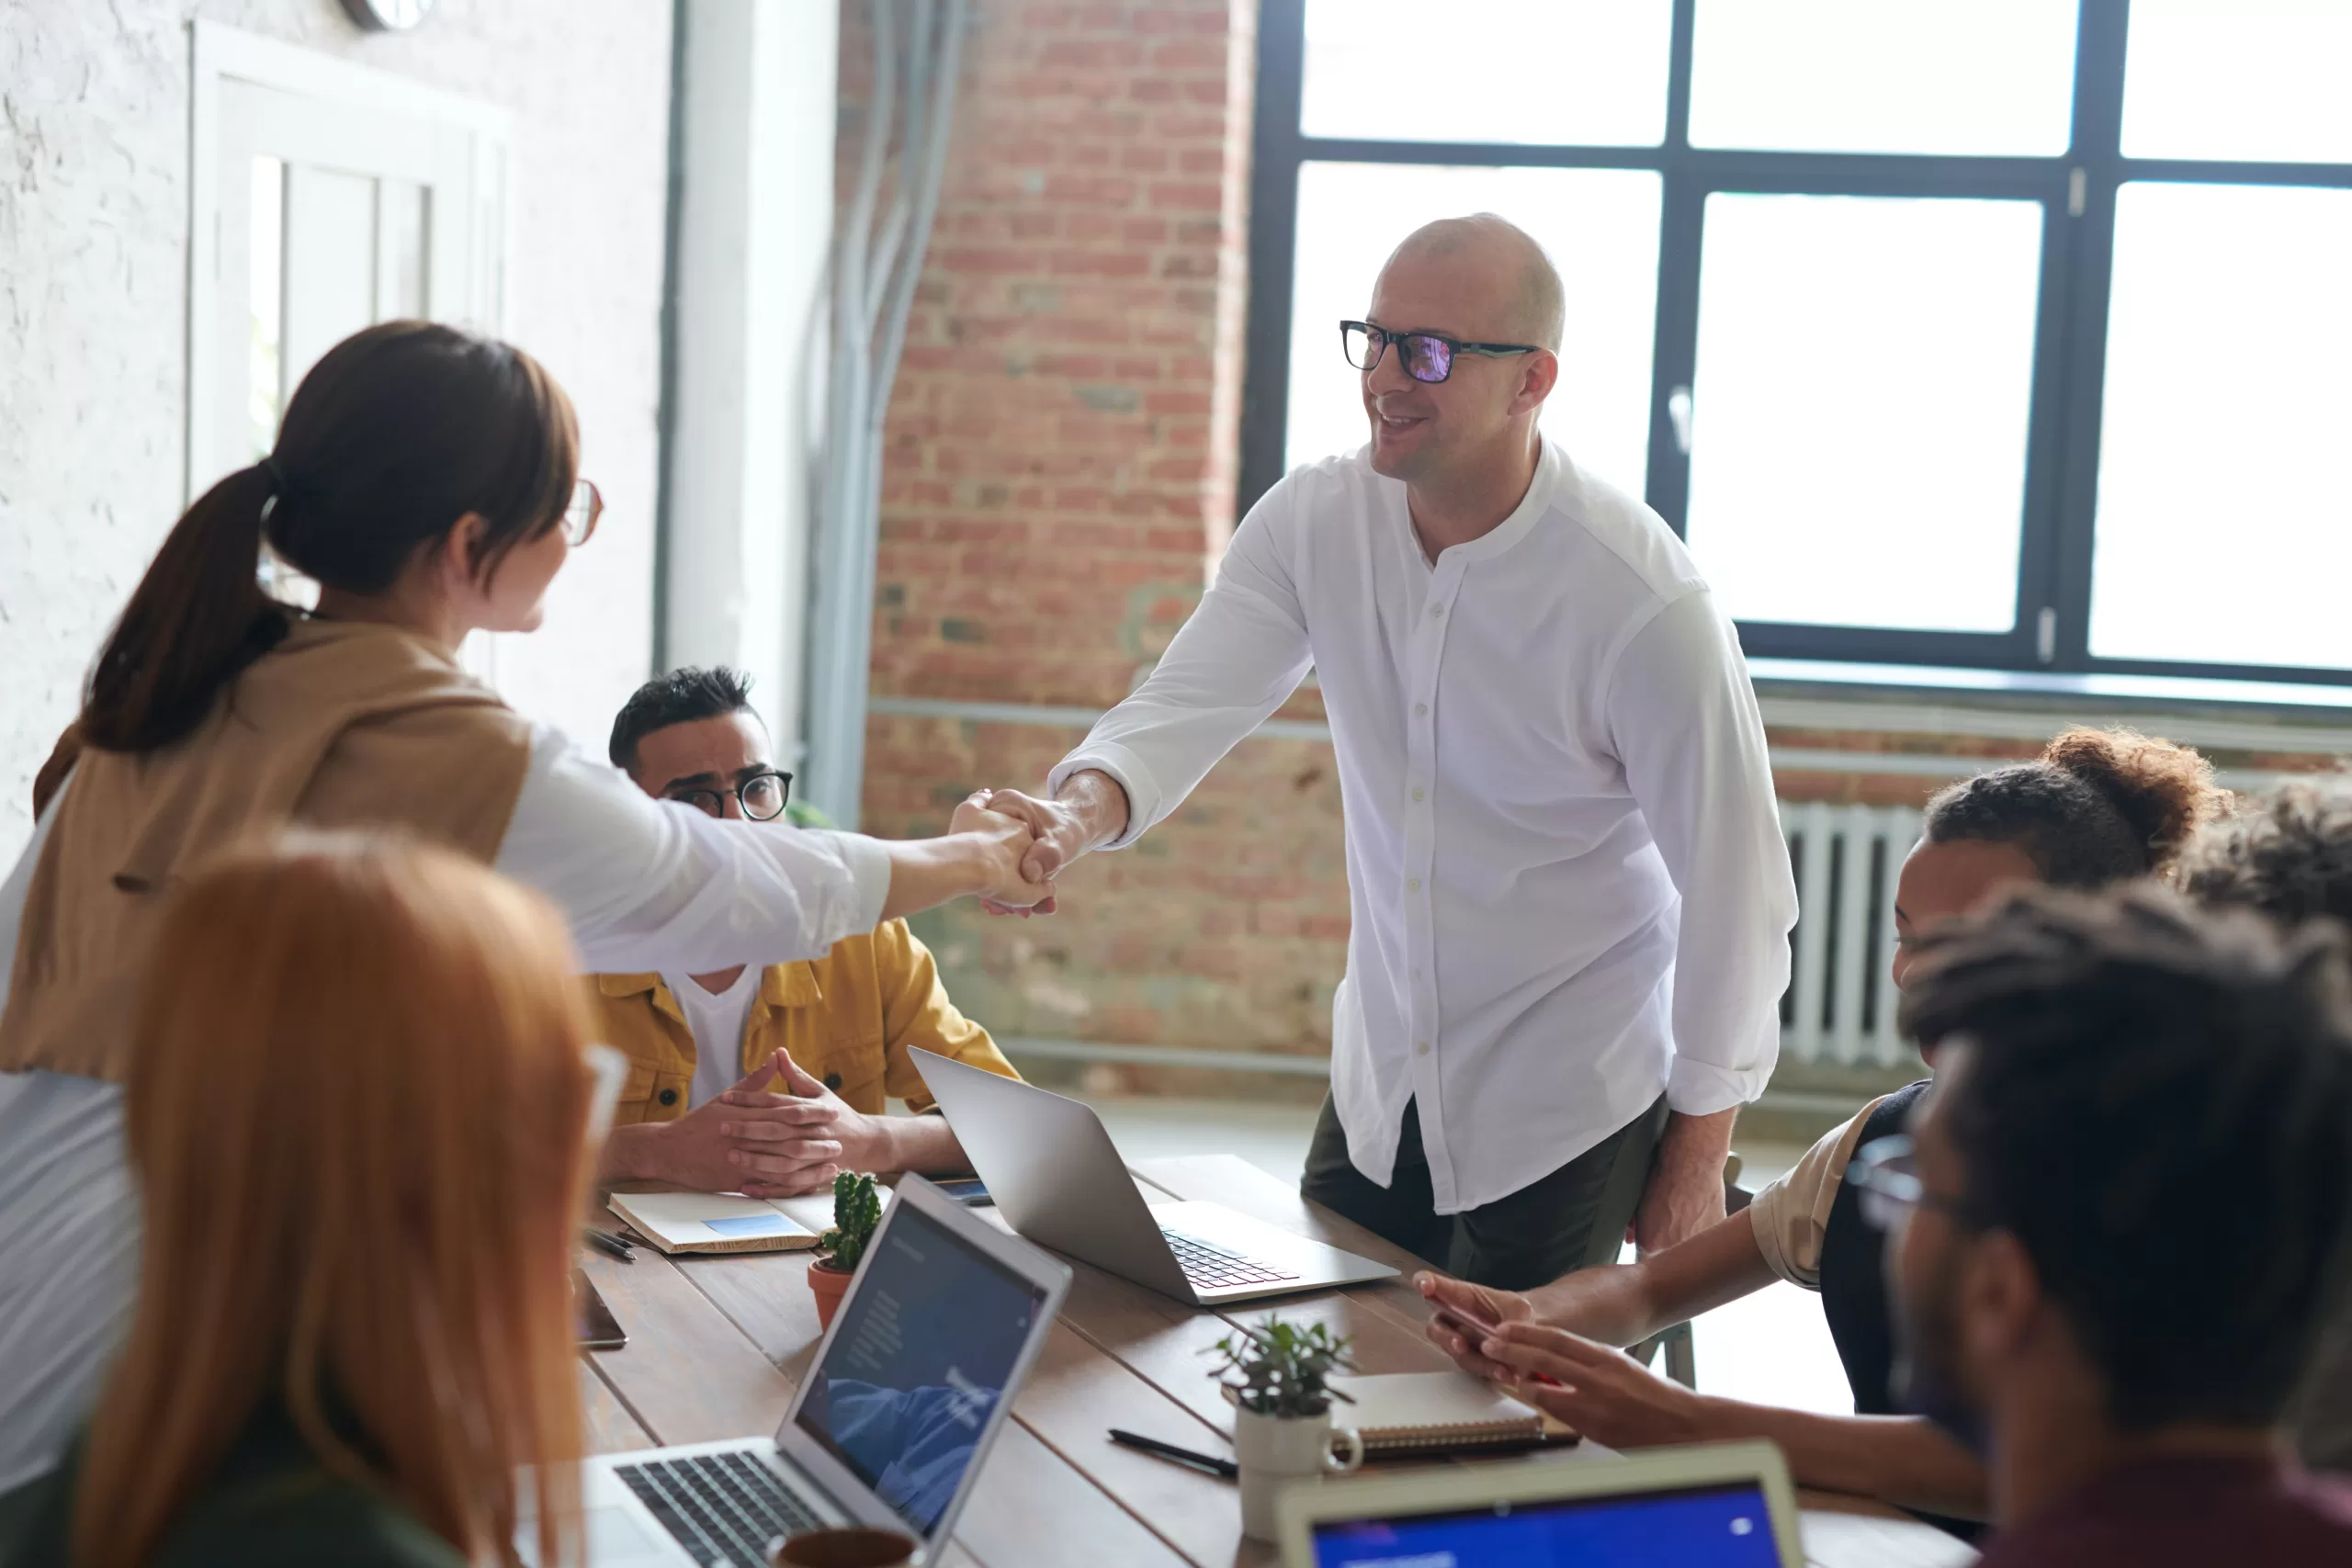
[
  {"left": 1277, "top": 1439, "right": 1804, "bottom": 1568},
  {"left": 910, "top": 1047, "right": 1396, "bottom": 1305},
  {"left": 548, "top": 1174, "right": 1071, "bottom": 1568}
]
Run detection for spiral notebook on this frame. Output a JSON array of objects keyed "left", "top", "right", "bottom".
[{"left": 1330, "top": 1371, "right": 1575, "bottom": 1459}]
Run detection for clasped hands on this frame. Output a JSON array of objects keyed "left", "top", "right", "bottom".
[
  {"left": 639, "top": 1049, "right": 881, "bottom": 1198},
  {"left": 1415, "top": 1271, "right": 1711, "bottom": 1450}
]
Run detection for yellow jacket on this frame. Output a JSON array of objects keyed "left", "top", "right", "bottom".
[{"left": 594, "top": 919, "right": 1018, "bottom": 1123}]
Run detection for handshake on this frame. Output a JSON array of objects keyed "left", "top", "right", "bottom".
[{"left": 947, "top": 784, "right": 1101, "bottom": 916}]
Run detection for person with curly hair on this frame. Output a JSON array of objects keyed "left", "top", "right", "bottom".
[
  {"left": 1417, "top": 727, "right": 2229, "bottom": 1528},
  {"left": 2181, "top": 778, "right": 2352, "bottom": 1472}
]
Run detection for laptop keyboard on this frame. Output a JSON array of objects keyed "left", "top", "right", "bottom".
[
  {"left": 1162, "top": 1228, "right": 1300, "bottom": 1290},
  {"left": 615, "top": 1450, "right": 825, "bottom": 1567}
]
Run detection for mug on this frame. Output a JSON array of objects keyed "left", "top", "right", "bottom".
[
  {"left": 1231, "top": 1407, "right": 1365, "bottom": 1543},
  {"left": 772, "top": 1526, "right": 919, "bottom": 1568}
]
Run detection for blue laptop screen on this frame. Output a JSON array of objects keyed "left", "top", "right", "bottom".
[
  {"left": 1310, "top": 1481, "right": 1781, "bottom": 1567},
  {"left": 793, "top": 1201, "right": 1047, "bottom": 1538}
]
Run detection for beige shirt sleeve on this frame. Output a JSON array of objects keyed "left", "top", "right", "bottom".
[{"left": 1747, "top": 1096, "right": 1888, "bottom": 1291}]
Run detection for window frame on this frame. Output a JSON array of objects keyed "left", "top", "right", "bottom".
[{"left": 1239, "top": 0, "right": 2352, "bottom": 687}]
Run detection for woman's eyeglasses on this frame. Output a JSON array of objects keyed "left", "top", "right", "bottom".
[
  {"left": 666, "top": 771, "right": 793, "bottom": 822},
  {"left": 1340, "top": 321, "right": 1540, "bottom": 385},
  {"left": 562, "top": 479, "right": 604, "bottom": 546}
]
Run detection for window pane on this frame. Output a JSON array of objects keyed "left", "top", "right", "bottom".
[
  {"left": 1286, "top": 164, "right": 1660, "bottom": 499},
  {"left": 1301, "top": 0, "right": 1671, "bottom": 148},
  {"left": 1689, "top": 0, "right": 2076, "bottom": 155},
  {"left": 2121, "top": 0, "right": 2352, "bottom": 164},
  {"left": 2089, "top": 183, "right": 2352, "bottom": 670},
  {"left": 1683, "top": 195, "right": 2043, "bottom": 632}
]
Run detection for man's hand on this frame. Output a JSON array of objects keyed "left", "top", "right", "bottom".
[
  {"left": 722, "top": 1050, "right": 899, "bottom": 1177},
  {"left": 1633, "top": 1108, "right": 1736, "bottom": 1255},
  {"left": 948, "top": 793, "right": 1055, "bottom": 910},
  {"left": 620, "top": 1055, "right": 845, "bottom": 1197},
  {"left": 1417, "top": 1271, "right": 1535, "bottom": 1382},
  {"left": 976, "top": 771, "right": 1130, "bottom": 917},
  {"left": 1477, "top": 1323, "right": 1712, "bottom": 1450}
]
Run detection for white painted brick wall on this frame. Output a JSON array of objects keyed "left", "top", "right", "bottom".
[{"left": 0, "top": 0, "right": 673, "bottom": 858}]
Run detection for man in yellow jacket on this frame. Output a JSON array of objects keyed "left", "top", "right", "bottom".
[{"left": 594, "top": 667, "right": 1021, "bottom": 1196}]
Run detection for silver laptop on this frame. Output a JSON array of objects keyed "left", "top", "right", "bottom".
[
  {"left": 911, "top": 1047, "right": 1396, "bottom": 1305},
  {"left": 548, "top": 1174, "right": 1071, "bottom": 1568},
  {"left": 1277, "top": 1439, "right": 1805, "bottom": 1567}
]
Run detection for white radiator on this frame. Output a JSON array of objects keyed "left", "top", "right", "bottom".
[{"left": 1779, "top": 801, "right": 1923, "bottom": 1069}]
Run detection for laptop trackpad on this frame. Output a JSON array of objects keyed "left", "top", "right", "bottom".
[{"left": 581, "top": 1505, "right": 674, "bottom": 1564}]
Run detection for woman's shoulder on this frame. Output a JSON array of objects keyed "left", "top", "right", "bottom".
[
  {"left": 158, "top": 1462, "right": 468, "bottom": 1568},
  {"left": 4, "top": 1418, "right": 467, "bottom": 1568}
]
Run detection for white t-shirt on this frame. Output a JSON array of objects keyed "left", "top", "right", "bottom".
[{"left": 666, "top": 966, "right": 763, "bottom": 1111}]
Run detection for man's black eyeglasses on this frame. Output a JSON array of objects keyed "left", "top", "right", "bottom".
[
  {"left": 1340, "top": 321, "right": 1541, "bottom": 385},
  {"left": 666, "top": 771, "right": 793, "bottom": 822}
]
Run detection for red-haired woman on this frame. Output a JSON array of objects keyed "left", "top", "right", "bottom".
[{"left": 13, "top": 836, "right": 605, "bottom": 1566}]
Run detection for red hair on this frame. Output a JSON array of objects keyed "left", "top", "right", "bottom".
[{"left": 73, "top": 834, "right": 594, "bottom": 1567}]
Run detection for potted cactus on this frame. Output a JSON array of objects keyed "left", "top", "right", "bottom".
[
  {"left": 1207, "top": 1314, "right": 1363, "bottom": 1541},
  {"left": 808, "top": 1171, "right": 881, "bottom": 1330}
]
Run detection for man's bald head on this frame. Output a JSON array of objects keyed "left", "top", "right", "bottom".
[{"left": 1381, "top": 214, "right": 1565, "bottom": 353}]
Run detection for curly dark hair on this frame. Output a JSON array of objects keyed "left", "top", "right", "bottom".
[
  {"left": 2179, "top": 781, "right": 2352, "bottom": 928},
  {"left": 607, "top": 666, "right": 757, "bottom": 774},
  {"left": 1898, "top": 884, "right": 2352, "bottom": 1431},
  {"left": 1922, "top": 728, "right": 2225, "bottom": 887}
]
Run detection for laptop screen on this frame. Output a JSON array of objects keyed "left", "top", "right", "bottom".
[
  {"left": 792, "top": 1200, "right": 1049, "bottom": 1540},
  {"left": 1307, "top": 1480, "right": 1781, "bottom": 1566}
]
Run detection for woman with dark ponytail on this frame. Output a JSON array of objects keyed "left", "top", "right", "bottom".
[
  {"left": 0, "top": 321, "right": 1055, "bottom": 1500},
  {"left": 1419, "top": 726, "right": 2229, "bottom": 1533}
]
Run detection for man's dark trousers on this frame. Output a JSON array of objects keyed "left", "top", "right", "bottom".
[{"left": 1300, "top": 1093, "right": 1669, "bottom": 1290}]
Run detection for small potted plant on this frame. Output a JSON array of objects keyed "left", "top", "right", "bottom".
[
  {"left": 808, "top": 1171, "right": 880, "bottom": 1330},
  {"left": 1207, "top": 1314, "right": 1363, "bottom": 1541}
]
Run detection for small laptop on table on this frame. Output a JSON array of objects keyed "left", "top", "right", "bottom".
[
  {"left": 1277, "top": 1439, "right": 1804, "bottom": 1567},
  {"left": 544, "top": 1173, "right": 1071, "bottom": 1568},
  {"left": 910, "top": 1047, "right": 1396, "bottom": 1305}
]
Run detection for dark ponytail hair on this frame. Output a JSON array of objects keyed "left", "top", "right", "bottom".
[
  {"left": 79, "top": 321, "right": 578, "bottom": 753},
  {"left": 1923, "top": 727, "right": 2228, "bottom": 887}
]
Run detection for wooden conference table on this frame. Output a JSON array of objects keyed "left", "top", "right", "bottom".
[{"left": 580, "top": 1155, "right": 1975, "bottom": 1568}]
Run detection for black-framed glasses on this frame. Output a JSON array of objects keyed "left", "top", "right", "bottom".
[
  {"left": 1849, "top": 1135, "right": 1972, "bottom": 1234},
  {"left": 561, "top": 479, "right": 603, "bottom": 546},
  {"left": 667, "top": 770, "right": 792, "bottom": 822},
  {"left": 1340, "top": 321, "right": 1540, "bottom": 384}
]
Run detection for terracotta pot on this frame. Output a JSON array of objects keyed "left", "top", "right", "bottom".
[{"left": 808, "top": 1257, "right": 854, "bottom": 1329}]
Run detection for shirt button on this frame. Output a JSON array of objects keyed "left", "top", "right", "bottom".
[
  {"left": 824, "top": 1072, "right": 843, "bottom": 1091},
  {"left": 1429, "top": 605, "right": 1444, "bottom": 619},
  {"left": 657, "top": 1089, "right": 679, "bottom": 1107},
  {"left": 1411, "top": 787, "right": 1425, "bottom": 803},
  {"left": 1407, "top": 877, "right": 1421, "bottom": 893},
  {"left": 1415, "top": 703, "right": 1428, "bottom": 716},
  {"left": 1415, "top": 1040, "right": 1431, "bottom": 1057}
]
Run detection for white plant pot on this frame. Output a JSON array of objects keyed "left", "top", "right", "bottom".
[{"left": 1230, "top": 1404, "right": 1364, "bottom": 1543}]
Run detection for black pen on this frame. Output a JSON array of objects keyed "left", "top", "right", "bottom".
[
  {"left": 582, "top": 1228, "right": 636, "bottom": 1264},
  {"left": 1109, "top": 1428, "right": 1238, "bottom": 1480}
]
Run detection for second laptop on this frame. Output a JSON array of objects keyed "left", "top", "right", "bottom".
[{"left": 911, "top": 1048, "right": 1396, "bottom": 1305}]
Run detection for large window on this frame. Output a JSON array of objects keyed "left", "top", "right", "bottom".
[{"left": 1241, "top": 0, "right": 2352, "bottom": 684}]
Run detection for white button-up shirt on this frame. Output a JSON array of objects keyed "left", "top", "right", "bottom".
[{"left": 1051, "top": 441, "right": 1797, "bottom": 1213}]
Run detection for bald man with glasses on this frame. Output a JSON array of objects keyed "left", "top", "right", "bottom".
[{"left": 984, "top": 215, "right": 1796, "bottom": 1288}]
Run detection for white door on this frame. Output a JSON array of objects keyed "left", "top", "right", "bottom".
[{"left": 189, "top": 23, "right": 509, "bottom": 667}]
